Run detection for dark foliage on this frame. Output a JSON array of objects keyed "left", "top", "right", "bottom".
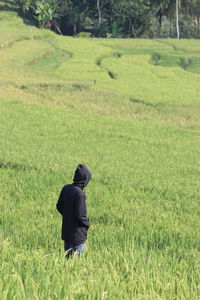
[{"left": 12, "top": 0, "right": 199, "bottom": 38}]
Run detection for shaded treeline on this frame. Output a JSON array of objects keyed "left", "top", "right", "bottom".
[{"left": 10, "top": 0, "right": 200, "bottom": 38}]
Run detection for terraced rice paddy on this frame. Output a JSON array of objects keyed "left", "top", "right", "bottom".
[{"left": 0, "top": 2, "right": 200, "bottom": 299}]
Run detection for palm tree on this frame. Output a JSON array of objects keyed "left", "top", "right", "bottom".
[
  {"left": 34, "top": 0, "right": 62, "bottom": 33},
  {"left": 176, "top": 0, "right": 180, "bottom": 38},
  {"left": 151, "top": 0, "right": 175, "bottom": 37},
  {"left": 97, "top": 0, "right": 102, "bottom": 27},
  {"left": 152, "top": 0, "right": 194, "bottom": 38},
  {"left": 176, "top": 0, "right": 194, "bottom": 38}
]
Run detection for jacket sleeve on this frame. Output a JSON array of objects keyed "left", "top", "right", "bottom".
[
  {"left": 56, "top": 187, "right": 65, "bottom": 215},
  {"left": 75, "top": 191, "right": 90, "bottom": 229}
]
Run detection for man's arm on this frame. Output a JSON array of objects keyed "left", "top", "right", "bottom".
[
  {"left": 76, "top": 191, "right": 90, "bottom": 229},
  {"left": 56, "top": 187, "right": 65, "bottom": 215}
]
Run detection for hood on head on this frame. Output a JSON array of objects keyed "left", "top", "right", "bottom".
[{"left": 73, "top": 164, "right": 91, "bottom": 188}]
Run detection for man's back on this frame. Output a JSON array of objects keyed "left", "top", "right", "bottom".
[{"left": 56, "top": 164, "right": 91, "bottom": 247}]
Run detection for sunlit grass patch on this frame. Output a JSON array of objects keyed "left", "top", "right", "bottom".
[
  {"left": 27, "top": 49, "right": 72, "bottom": 72},
  {"left": 1, "top": 96, "right": 200, "bottom": 298}
]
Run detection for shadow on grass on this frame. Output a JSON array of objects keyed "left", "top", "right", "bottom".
[
  {"left": 96, "top": 53, "right": 122, "bottom": 80},
  {"left": 0, "top": 160, "right": 37, "bottom": 172},
  {"left": 129, "top": 98, "right": 157, "bottom": 108},
  {"left": 0, "top": 1, "right": 18, "bottom": 12},
  {"left": 0, "top": 0, "right": 37, "bottom": 27},
  {"left": 19, "top": 82, "right": 90, "bottom": 92}
]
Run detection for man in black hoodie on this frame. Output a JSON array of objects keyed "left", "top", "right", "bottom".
[{"left": 56, "top": 164, "right": 91, "bottom": 258}]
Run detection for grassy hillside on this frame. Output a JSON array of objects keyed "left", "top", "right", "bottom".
[{"left": 0, "top": 4, "right": 200, "bottom": 300}]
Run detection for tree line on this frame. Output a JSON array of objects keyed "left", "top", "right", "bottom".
[{"left": 13, "top": 0, "right": 200, "bottom": 38}]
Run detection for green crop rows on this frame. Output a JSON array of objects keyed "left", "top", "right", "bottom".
[{"left": 0, "top": 6, "right": 200, "bottom": 300}]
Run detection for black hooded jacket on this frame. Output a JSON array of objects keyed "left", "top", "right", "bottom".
[{"left": 56, "top": 164, "right": 91, "bottom": 245}]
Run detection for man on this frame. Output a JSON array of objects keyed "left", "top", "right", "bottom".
[{"left": 56, "top": 164, "right": 91, "bottom": 258}]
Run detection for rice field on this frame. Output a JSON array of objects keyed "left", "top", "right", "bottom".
[{"left": 0, "top": 3, "right": 200, "bottom": 299}]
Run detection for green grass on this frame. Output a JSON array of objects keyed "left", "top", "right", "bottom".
[{"left": 0, "top": 5, "right": 200, "bottom": 300}]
